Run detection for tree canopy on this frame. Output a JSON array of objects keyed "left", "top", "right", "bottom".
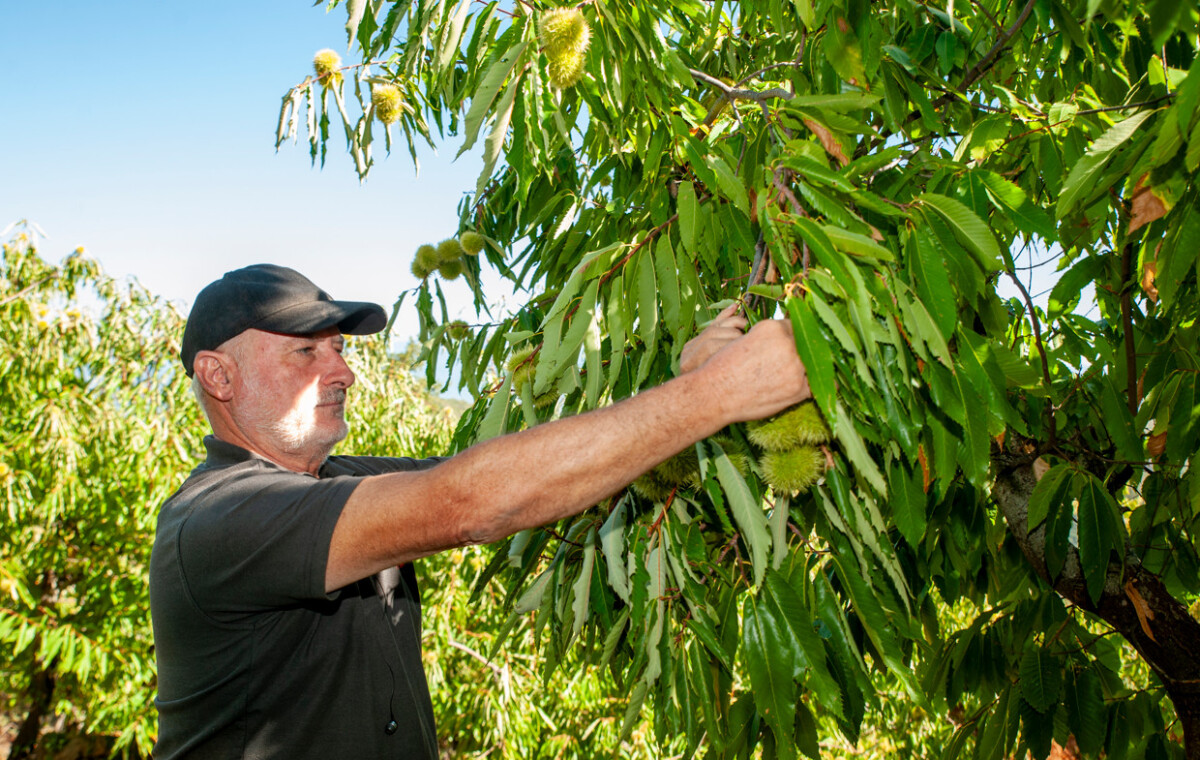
[{"left": 278, "top": 0, "right": 1200, "bottom": 757}]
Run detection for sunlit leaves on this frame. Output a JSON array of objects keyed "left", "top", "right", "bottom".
[{"left": 277, "top": 0, "right": 1200, "bottom": 756}]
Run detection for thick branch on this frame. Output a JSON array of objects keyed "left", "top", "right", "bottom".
[{"left": 993, "top": 447, "right": 1200, "bottom": 755}]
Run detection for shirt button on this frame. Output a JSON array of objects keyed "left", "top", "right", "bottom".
[{"left": 384, "top": 719, "right": 398, "bottom": 736}]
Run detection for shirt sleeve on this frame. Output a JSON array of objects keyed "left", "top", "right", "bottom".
[{"left": 176, "top": 468, "right": 362, "bottom": 617}]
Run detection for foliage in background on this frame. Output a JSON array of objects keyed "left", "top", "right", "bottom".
[
  {"left": 0, "top": 229, "right": 658, "bottom": 759},
  {"left": 0, "top": 226, "right": 194, "bottom": 756},
  {"left": 280, "top": 0, "right": 1200, "bottom": 758}
]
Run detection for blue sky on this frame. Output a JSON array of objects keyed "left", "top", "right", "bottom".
[{"left": 1, "top": 1, "right": 500, "bottom": 348}]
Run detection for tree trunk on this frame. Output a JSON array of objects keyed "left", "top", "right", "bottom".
[
  {"left": 7, "top": 664, "right": 53, "bottom": 760},
  {"left": 992, "top": 453, "right": 1200, "bottom": 759}
]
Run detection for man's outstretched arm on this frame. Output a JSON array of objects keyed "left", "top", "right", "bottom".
[{"left": 325, "top": 316, "right": 809, "bottom": 591}]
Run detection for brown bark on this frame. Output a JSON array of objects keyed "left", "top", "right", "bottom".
[
  {"left": 7, "top": 664, "right": 53, "bottom": 760},
  {"left": 992, "top": 452, "right": 1200, "bottom": 758}
]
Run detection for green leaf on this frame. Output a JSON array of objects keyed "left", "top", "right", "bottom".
[
  {"left": 1065, "top": 668, "right": 1106, "bottom": 756},
  {"left": 344, "top": 0, "right": 367, "bottom": 48},
  {"left": 678, "top": 181, "right": 699, "bottom": 252},
  {"left": 887, "top": 458, "right": 926, "bottom": 547},
  {"left": 1027, "top": 463, "right": 1073, "bottom": 530},
  {"left": 655, "top": 237, "right": 681, "bottom": 337},
  {"left": 599, "top": 497, "right": 631, "bottom": 602},
  {"left": 822, "top": 226, "right": 895, "bottom": 261},
  {"left": 1019, "top": 648, "right": 1063, "bottom": 714},
  {"left": 475, "top": 373, "right": 512, "bottom": 442},
  {"left": 459, "top": 41, "right": 529, "bottom": 157},
  {"left": 975, "top": 170, "right": 1057, "bottom": 240},
  {"left": 953, "top": 367, "right": 990, "bottom": 486},
  {"left": 909, "top": 227, "right": 956, "bottom": 340},
  {"left": 617, "top": 678, "right": 649, "bottom": 744},
  {"left": 475, "top": 67, "right": 522, "bottom": 199},
  {"left": 781, "top": 155, "right": 856, "bottom": 191},
  {"left": 1077, "top": 471, "right": 1124, "bottom": 604},
  {"left": 1048, "top": 255, "right": 1104, "bottom": 320},
  {"left": 704, "top": 154, "right": 749, "bottom": 214},
  {"left": 742, "top": 594, "right": 799, "bottom": 760},
  {"left": 786, "top": 295, "right": 838, "bottom": 430},
  {"left": 1057, "top": 111, "right": 1154, "bottom": 218},
  {"left": 635, "top": 251, "right": 659, "bottom": 387},
  {"left": 764, "top": 570, "right": 843, "bottom": 718},
  {"left": 536, "top": 279, "right": 597, "bottom": 394},
  {"left": 919, "top": 193, "right": 1003, "bottom": 272},
  {"left": 570, "top": 528, "right": 596, "bottom": 637},
  {"left": 716, "top": 447, "right": 771, "bottom": 588},
  {"left": 833, "top": 403, "right": 888, "bottom": 495}
]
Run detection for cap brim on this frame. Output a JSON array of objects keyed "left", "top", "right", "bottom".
[{"left": 254, "top": 300, "right": 388, "bottom": 337}]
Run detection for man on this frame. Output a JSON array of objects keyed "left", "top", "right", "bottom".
[{"left": 149, "top": 264, "right": 810, "bottom": 758}]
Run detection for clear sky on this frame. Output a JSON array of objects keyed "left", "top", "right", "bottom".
[{"left": 1, "top": 1, "right": 501, "bottom": 352}]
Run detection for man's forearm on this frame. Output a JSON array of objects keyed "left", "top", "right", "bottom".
[
  {"left": 327, "top": 317, "right": 809, "bottom": 591},
  {"left": 438, "top": 367, "right": 730, "bottom": 545}
]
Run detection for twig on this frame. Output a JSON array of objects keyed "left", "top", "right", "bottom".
[
  {"left": 1120, "top": 242, "right": 1139, "bottom": 416},
  {"left": 1076, "top": 95, "right": 1175, "bottom": 115},
  {"left": 1005, "top": 271, "right": 1056, "bottom": 446},
  {"left": 597, "top": 214, "right": 679, "bottom": 288},
  {"left": 957, "top": 0, "right": 1037, "bottom": 93},
  {"left": 690, "top": 69, "right": 795, "bottom": 105}
]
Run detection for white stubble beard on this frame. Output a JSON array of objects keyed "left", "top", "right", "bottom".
[{"left": 245, "top": 380, "right": 349, "bottom": 458}]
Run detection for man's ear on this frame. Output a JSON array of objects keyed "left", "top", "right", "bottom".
[{"left": 193, "top": 351, "right": 236, "bottom": 402}]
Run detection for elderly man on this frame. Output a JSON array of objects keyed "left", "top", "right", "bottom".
[{"left": 149, "top": 264, "right": 810, "bottom": 759}]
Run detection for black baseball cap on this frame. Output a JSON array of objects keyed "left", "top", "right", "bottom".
[{"left": 181, "top": 264, "right": 387, "bottom": 376}]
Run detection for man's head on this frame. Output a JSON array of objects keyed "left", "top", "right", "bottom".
[{"left": 183, "top": 265, "right": 386, "bottom": 472}]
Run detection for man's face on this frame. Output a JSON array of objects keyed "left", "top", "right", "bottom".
[{"left": 227, "top": 326, "right": 356, "bottom": 460}]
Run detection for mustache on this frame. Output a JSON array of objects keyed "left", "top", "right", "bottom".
[{"left": 319, "top": 389, "right": 347, "bottom": 406}]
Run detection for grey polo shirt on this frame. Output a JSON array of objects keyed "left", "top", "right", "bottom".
[{"left": 150, "top": 436, "right": 441, "bottom": 759}]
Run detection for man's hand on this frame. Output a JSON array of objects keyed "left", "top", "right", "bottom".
[
  {"left": 695, "top": 314, "right": 812, "bottom": 424},
  {"left": 679, "top": 303, "right": 749, "bottom": 374}
]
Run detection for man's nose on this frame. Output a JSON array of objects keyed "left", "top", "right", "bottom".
[{"left": 327, "top": 348, "right": 356, "bottom": 389}]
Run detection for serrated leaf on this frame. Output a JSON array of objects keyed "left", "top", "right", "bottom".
[
  {"left": 1027, "top": 463, "right": 1073, "bottom": 530},
  {"left": 834, "top": 402, "right": 887, "bottom": 495},
  {"left": 1048, "top": 255, "right": 1104, "bottom": 320},
  {"left": 919, "top": 193, "right": 1003, "bottom": 271},
  {"left": 910, "top": 227, "right": 956, "bottom": 339},
  {"left": 764, "top": 570, "right": 843, "bottom": 718},
  {"left": 569, "top": 528, "right": 596, "bottom": 638},
  {"left": 742, "top": 594, "right": 799, "bottom": 760},
  {"left": 459, "top": 41, "right": 529, "bottom": 157},
  {"left": 1077, "top": 472, "right": 1123, "bottom": 605},
  {"left": 1065, "top": 668, "right": 1106, "bottom": 756},
  {"left": 475, "top": 374, "right": 512, "bottom": 442},
  {"left": 344, "top": 0, "right": 367, "bottom": 48},
  {"left": 822, "top": 226, "right": 895, "bottom": 260},
  {"left": 887, "top": 458, "right": 926, "bottom": 546},
  {"left": 475, "top": 68, "right": 522, "bottom": 199},
  {"left": 600, "top": 496, "right": 630, "bottom": 602},
  {"left": 786, "top": 295, "right": 838, "bottom": 430},
  {"left": 678, "top": 181, "right": 698, "bottom": 252},
  {"left": 782, "top": 155, "right": 856, "bottom": 191},
  {"left": 617, "top": 678, "right": 649, "bottom": 744},
  {"left": 976, "top": 171, "right": 1057, "bottom": 240},
  {"left": 705, "top": 154, "right": 749, "bottom": 213},
  {"left": 1057, "top": 111, "right": 1154, "bottom": 218},
  {"left": 715, "top": 448, "right": 770, "bottom": 588},
  {"left": 1019, "top": 648, "right": 1062, "bottom": 713}
]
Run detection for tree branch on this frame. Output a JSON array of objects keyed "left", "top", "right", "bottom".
[
  {"left": 1004, "top": 271, "right": 1057, "bottom": 447},
  {"left": 992, "top": 444, "right": 1200, "bottom": 753},
  {"left": 957, "top": 0, "right": 1037, "bottom": 93},
  {"left": 1120, "top": 242, "right": 1139, "bottom": 416}
]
